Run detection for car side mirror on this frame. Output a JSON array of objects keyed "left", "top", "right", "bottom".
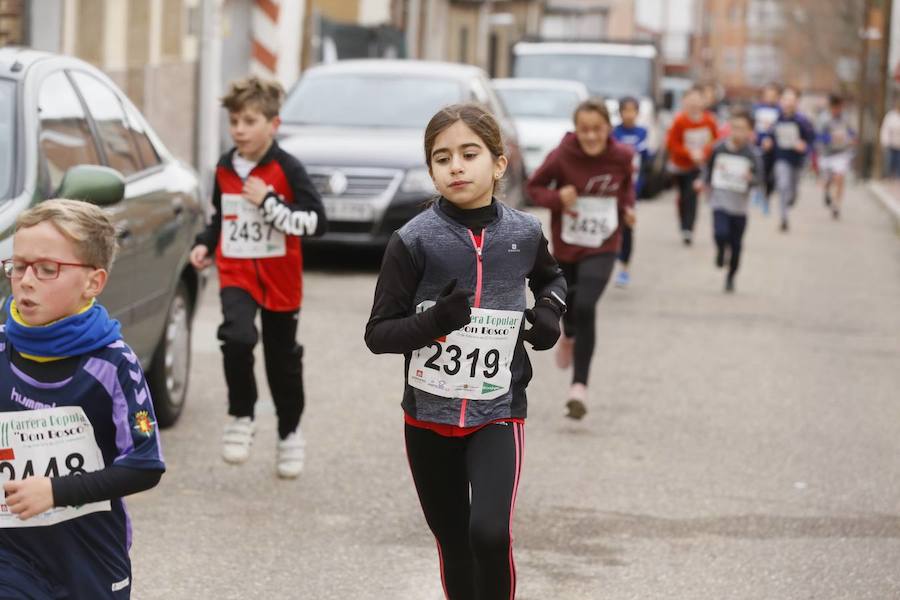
[
  {"left": 57, "top": 165, "right": 125, "bottom": 206},
  {"left": 662, "top": 91, "right": 675, "bottom": 111}
]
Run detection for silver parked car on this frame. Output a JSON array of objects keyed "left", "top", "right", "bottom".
[
  {"left": 278, "top": 59, "right": 527, "bottom": 247},
  {"left": 492, "top": 78, "right": 589, "bottom": 175},
  {"left": 0, "top": 48, "right": 205, "bottom": 427}
]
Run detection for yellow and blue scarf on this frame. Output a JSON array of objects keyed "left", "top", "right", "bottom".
[{"left": 4, "top": 297, "right": 121, "bottom": 361}]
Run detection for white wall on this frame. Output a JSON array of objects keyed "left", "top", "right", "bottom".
[
  {"left": 358, "top": 0, "right": 391, "bottom": 26},
  {"left": 28, "top": 0, "right": 64, "bottom": 53},
  {"left": 635, "top": 0, "right": 695, "bottom": 63}
]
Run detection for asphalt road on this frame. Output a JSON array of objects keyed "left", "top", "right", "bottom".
[{"left": 130, "top": 180, "right": 900, "bottom": 599}]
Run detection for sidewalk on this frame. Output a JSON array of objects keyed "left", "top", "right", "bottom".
[{"left": 868, "top": 178, "right": 900, "bottom": 231}]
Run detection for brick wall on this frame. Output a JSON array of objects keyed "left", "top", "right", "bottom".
[{"left": 0, "top": 0, "right": 25, "bottom": 46}]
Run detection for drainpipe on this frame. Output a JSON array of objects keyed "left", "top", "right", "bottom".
[{"left": 196, "top": 0, "right": 222, "bottom": 203}]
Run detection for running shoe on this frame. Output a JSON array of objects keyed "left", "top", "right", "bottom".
[
  {"left": 565, "top": 383, "right": 588, "bottom": 420},
  {"left": 824, "top": 190, "right": 832, "bottom": 207},
  {"left": 681, "top": 230, "right": 693, "bottom": 246},
  {"left": 555, "top": 336, "right": 575, "bottom": 369},
  {"left": 276, "top": 429, "right": 306, "bottom": 479},
  {"left": 615, "top": 270, "right": 630, "bottom": 288},
  {"left": 222, "top": 416, "right": 255, "bottom": 464},
  {"left": 715, "top": 247, "right": 725, "bottom": 268},
  {"left": 780, "top": 219, "right": 789, "bottom": 232},
  {"left": 724, "top": 275, "right": 735, "bottom": 293},
  {"left": 832, "top": 208, "right": 840, "bottom": 220},
  {"left": 752, "top": 188, "right": 763, "bottom": 208}
]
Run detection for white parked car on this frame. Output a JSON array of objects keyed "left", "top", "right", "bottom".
[{"left": 492, "top": 78, "right": 589, "bottom": 176}]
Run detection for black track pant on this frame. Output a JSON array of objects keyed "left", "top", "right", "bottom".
[
  {"left": 674, "top": 170, "right": 701, "bottom": 233},
  {"left": 560, "top": 253, "right": 616, "bottom": 386},
  {"left": 618, "top": 223, "right": 633, "bottom": 264},
  {"left": 217, "top": 287, "right": 305, "bottom": 439},
  {"left": 762, "top": 150, "right": 776, "bottom": 197},
  {"left": 405, "top": 421, "right": 525, "bottom": 600},
  {"left": 713, "top": 210, "right": 747, "bottom": 279}
]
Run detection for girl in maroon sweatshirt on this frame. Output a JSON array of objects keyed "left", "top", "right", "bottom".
[{"left": 527, "top": 99, "right": 636, "bottom": 419}]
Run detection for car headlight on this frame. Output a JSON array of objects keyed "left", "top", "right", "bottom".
[{"left": 401, "top": 168, "right": 436, "bottom": 194}]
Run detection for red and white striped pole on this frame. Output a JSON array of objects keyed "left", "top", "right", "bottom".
[
  {"left": 251, "top": 0, "right": 280, "bottom": 79},
  {"left": 251, "top": 0, "right": 302, "bottom": 87}
]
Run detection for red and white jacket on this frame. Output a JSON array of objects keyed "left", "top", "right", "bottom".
[{"left": 194, "top": 142, "right": 327, "bottom": 311}]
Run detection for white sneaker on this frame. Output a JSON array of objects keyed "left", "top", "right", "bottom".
[
  {"left": 276, "top": 429, "right": 306, "bottom": 479},
  {"left": 222, "top": 417, "right": 255, "bottom": 464}
]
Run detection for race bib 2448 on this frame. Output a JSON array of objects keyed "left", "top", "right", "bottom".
[{"left": 0, "top": 407, "right": 110, "bottom": 528}]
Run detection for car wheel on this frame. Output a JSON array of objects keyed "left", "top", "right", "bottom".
[{"left": 147, "top": 280, "right": 192, "bottom": 428}]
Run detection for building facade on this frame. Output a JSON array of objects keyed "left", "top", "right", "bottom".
[{"left": 694, "top": 0, "right": 861, "bottom": 99}]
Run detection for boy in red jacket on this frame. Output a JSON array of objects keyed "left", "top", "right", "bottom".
[
  {"left": 665, "top": 85, "right": 718, "bottom": 245},
  {"left": 190, "top": 76, "right": 327, "bottom": 478}
]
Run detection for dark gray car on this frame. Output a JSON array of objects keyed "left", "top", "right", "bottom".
[
  {"left": 0, "top": 48, "right": 204, "bottom": 427},
  {"left": 278, "top": 59, "right": 526, "bottom": 247}
]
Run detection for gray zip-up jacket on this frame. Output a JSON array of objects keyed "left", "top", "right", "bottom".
[
  {"left": 365, "top": 200, "right": 566, "bottom": 428},
  {"left": 703, "top": 140, "right": 763, "bottom": 216}
]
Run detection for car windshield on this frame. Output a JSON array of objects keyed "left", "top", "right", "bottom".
[
  {"left": 496, "top": 87, "right": 581, "bottom": 119},
  {"left": 514, "top": 54, "right": 652, "bottom": 99},
  {"left": 0, "top": 79, "right": 15, "bottom": 202},
  {"left": 281, "top": 74, "right": 464, "bottom": 129}
]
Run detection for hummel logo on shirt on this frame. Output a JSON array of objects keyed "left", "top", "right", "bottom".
[{"left": 508, "top": 243, "right": 520, "bottom": 253}]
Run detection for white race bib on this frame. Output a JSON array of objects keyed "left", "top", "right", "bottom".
[
  {"left": 754, "top": 107, "right": 779, "bottom": 132},
  {"left": 408, "top": 306, "right": 523, "bottom": 401},
  {"left": 0, "top": 407, "right": 110, "bottom": 528},
  {"left": 561, "top": 196, "right": 619, "bottom": 248},
  {"left": 684, "top": 127, "right": 712, "bottom": 152},
  {"left": 774, "top": 122, "right": 800, "bottom": 150},
  {"left": 711, "top": 154, "right": 752, "bottom": 193},
  {"left": 221, "top": 193, "right": 286, "bottom": 259}
]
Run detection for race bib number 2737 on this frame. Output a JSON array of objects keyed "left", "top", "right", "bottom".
[{"left": 0, "top": 407, "right": 110, "bottom": 528}]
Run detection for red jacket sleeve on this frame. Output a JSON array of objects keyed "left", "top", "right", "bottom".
[
  {"left": 666, "top": 116, "right": 693, "bottom": 167},
  {"left": 619, "top": 157, "right": 635, "bottom": 213},
  {"left": 703, "top": 116, "right": 719, "bottom": 160},
  {"left": 526, "top": 147, "right": 563, "bottom": 211}
]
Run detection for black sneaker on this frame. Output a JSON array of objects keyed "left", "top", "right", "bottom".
[
  {"left": 565, "top": 399, "right": 587, "bottom": 420},
  {"left": 780, "top": 219, "right": 789, "bottom": 232},
  {"left": 715, "top": 247, "right": 725, "bottom": 268},
  {"left": 724, "top": 276, "right": 735, "bottom": 293},
  {"left": 824, "top": 191, "right": 832, "bottom": 207}
]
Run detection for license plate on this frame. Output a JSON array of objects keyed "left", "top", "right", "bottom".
[{"left": 324, "top": 198, "right": 374, "bottom": 222}]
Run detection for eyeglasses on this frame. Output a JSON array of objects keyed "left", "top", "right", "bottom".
[{"left": 2, "top": 259, "right": 96, "bottom": 281}]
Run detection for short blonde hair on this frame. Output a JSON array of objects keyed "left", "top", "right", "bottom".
[
  {"left": 16, "top": 199, "right": 118, "bottom": 271},
  {"left": 221, "top": 75, "right": 285, "bottom": 119}
]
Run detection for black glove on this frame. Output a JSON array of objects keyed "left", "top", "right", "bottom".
[
  {"left": 521, "top": 301, "right": 561, "bottom": 350},
  {"left": 431, "top": 279, "right": 472, "bottom": 336}
]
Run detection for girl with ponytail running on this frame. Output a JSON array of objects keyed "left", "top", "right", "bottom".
[{"left": 365, "top": 103, "right": 566, "bottom": 599}]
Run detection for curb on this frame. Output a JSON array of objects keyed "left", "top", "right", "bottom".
[{"left": 868, "top": 181, "right": 900, "bottom": 233}]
